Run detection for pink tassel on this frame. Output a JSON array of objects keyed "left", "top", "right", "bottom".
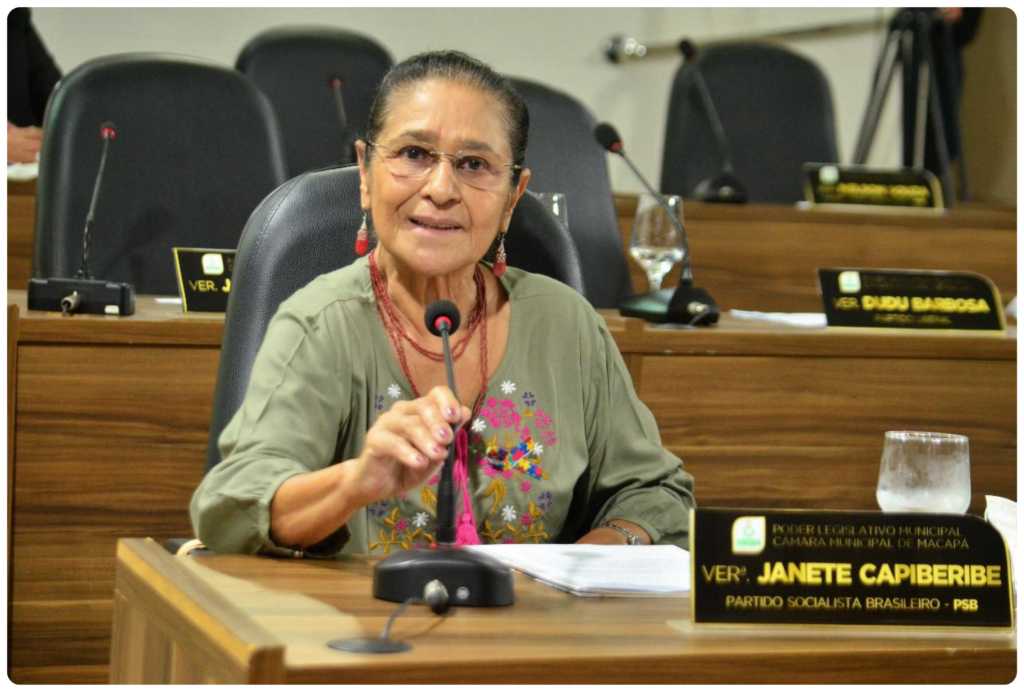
[{"left": 453, "top": 429, "right": 483, "bottom": 547}]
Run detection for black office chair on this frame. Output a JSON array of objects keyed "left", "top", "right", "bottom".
[
  {"left": 33, "top": 53, "right": 288, "bottom": 296},
  {"left": 512, "top": 78, "right": 634, "bottom": 310},
  {"left": 205, "top": 165, "right": 584, "bottom": 472},
  {"left": 660, "top": 42, "right": 839, "bottom": 204},
  {"left": 236, "top": 27, "right": 392, "bottom": 177}
]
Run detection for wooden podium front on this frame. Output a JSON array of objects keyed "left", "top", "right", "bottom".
[{"left": 110, "top": 538, "right": 1015, "bottom": 684}]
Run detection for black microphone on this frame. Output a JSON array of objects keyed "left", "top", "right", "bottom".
[
  {"left": 372, "top": 300, "right": 514, "bottom": 609},
  {"left": 78, "top": 122, "right": 117, "bottom": 280},
  {"left": 595, "top": 123, "right": 719, "bottom": 326},
  {"left": 677, "top": 40, "right": 747, "bottom": 204},
  {"left": 27, "top": 121, "right": 135, "bottom": 316}
]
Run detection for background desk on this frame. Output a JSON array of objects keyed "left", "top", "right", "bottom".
[
  {"left": 614, "top": 195, "right": 1017, "bottom": 312},
  {"left": 8, "top": 291, "right": 1017, "bottom": 683},
  {"left": 10, "top": 181, "right": 1016, "bottom": 310},
  {"left": 110, "top": 538, "right": 1016, "bottom": 684},
  {"left": 8, "top": 178, "right": 35, "bottom": 290}
]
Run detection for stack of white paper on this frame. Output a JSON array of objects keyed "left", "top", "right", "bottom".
[
  {"left": 729, "top": 309, "right": 828, "bottom": 328},
  {"left": 983, "top": 497, "right": 1015, "bottom": 593},
  {"left": 7, "top": 162, "right": 39, "bottom": 181},
  {"left": 465, "top": 544, "right": 690, "bottom": 596}
]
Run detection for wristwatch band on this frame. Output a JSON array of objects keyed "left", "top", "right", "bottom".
[{"left": 598, "top": 524, "right": 638, "bottom": 544}]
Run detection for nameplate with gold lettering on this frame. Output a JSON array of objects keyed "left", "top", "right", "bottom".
[
  {"left": 173, "top": 248, "right": 236, "bottom": 313},
  {"left": 803, "top": 164, "right": 943, "bottom": 210},
  {"left": 817, "top": 268, "right": 1005, "bottom": 333},
  {"left": 690, "top": 508, "right": 1014, "bottom": 629}
]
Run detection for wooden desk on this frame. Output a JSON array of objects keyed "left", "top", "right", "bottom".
[
  {"left": 11, "top": 185, "right": 1015, "bottom": 310},
  {"left": 110, "top": 538, "right": 1015, "bottom": 684},
  {"left": 615, "top": 195, "right": 1017, "bottom": 313},
  {"left": 8, "top": 291, "right": 1017, "bottom": 683},
  {"left": 8, "top": 179, "right": 36, "bottom": 290},
  {"left": 5, "top": 305, "right": 17, "bottom": 679}
]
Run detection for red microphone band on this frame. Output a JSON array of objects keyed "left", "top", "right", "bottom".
[
  {"left": 100, "top": 127, "right": 116, "bottom": 141},
  {"left": 611, "top": 142, "right": 623, "bottom": 154},
  {"left": 434, "top": 316, "right": 452, "bottom": 332},
  {"left": 331, "top": 77, "right": 344, "bottom": 89}
]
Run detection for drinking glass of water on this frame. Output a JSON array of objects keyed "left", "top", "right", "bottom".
[
  {"left": 876, "top": 431, "right": 971, "bottom": 513},
  {"left": 630, "top": 193, "right": 684, "bottom": 292}
]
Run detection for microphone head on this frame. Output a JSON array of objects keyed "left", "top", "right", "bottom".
[
  {"left": 329, "top": 75, "right": 344, "bottom": 90},
  {"left": 679, "top": 39, "right": 698, "bottom": 62},
  {"left": 594, "top": 123, "right": 623, "bottom": 154},
  {"left": 425, "top": 300, "right": 461, "bottom": 337},
  {"left": 99, "top": 122, "right": 117, "bottom": 141}
]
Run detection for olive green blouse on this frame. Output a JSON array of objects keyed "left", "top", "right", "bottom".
[{"left": 190, "top": 258, "right": 695, "bottom": 557}]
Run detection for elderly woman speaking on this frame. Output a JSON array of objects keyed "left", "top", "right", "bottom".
[{"left": 191, "top": 51, "right": 695, "bottom": 557}]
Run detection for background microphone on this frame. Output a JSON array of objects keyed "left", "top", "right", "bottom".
[
  {"left": 595, "top": 123, "right": 692, "bottom": 285},
  {"left": 678, "top": 40, "right": 747, "bottom": 204},
  {"left": 329, "top": 75, "right": 353, "bottom": 163},
  {"left": 595, "top": 122, "right": 719, "bottom": 326},
  {"left": 27, "top": 121, "right": 136, "bottom": 316}
]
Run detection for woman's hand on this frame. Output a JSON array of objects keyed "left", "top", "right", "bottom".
[
  {"left": 343, "top": 386, "right": 472, "bottom": 507},
  {"left": 7, "top": 123, "right": 43, "bottom": 164}
]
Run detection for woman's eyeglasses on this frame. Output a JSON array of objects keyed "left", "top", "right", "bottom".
[{"left": 368, "top": 141, "right": 520, "bottom": 191}]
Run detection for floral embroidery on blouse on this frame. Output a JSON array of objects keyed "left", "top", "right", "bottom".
[{"left": 367, "top": 380, "right": 558, "bottom": 553}]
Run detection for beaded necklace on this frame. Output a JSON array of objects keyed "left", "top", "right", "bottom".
[{"left": 368, "top": 249, "right": 490, "bottom": 419}]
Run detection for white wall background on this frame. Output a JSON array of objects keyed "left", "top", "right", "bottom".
[{"left": 31, "top": 7, "right": 902, "bottom": 194}]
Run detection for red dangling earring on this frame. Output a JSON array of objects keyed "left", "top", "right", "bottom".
[
  {"left": 493, "top": 230, "right": 507, "bottom": 277},
  {"left": 355, "top": 211, "right": 369, "bottom": 256}
]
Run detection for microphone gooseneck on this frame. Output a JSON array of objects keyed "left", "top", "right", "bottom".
[
  {"left": 425, "top": 299, "right": 461, "bottom": 546},
  {"left": 78, "top": 121, "right": 118, "bottom": 280}
]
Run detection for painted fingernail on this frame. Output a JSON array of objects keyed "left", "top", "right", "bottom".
[
  {"left": 445, "top": 407, "right": 456, "bottom": 418},
  {"left": 436, "top": 427, "right": 449, "bottom": 440},
  {"left": 414, "top": 454, "right": 427, "bottom": 465},
  {"left": 432, "top": 444, "right": 445, "bottom": 455}
]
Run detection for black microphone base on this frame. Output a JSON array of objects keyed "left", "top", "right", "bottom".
[
  {"left": 28, "top": 277, "right": 135, "bottom": 316},
  {"left": 695, "top": 172, "right": 748, "bottom": 204},
  {"left": 373, "top": 546, "right": 514, "bottom": 607},
  {"left": 620, "top": 285, "right": 720, "bottom": 326}
]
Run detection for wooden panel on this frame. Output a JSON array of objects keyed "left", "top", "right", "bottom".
[
  {"left": 674, "top": 446, "right": 1018, "bottom": 516},
  {"left": 8, "top": 182, "right": 35, "bottom": 290},
  {"left": 9, "top": 343, "right": 215, "bottom": 682},
  {"left": 639, "top": 355, "right": 1016, "bottom": 448},
  {"left": 113, "top": 539, "right": 285, "bottom": 683},
  {"left": 615, "top": 195, "right": 1018, "bottom": 312},
  {"left": 640, "top": 354, "right": 1016, "bottom": 515},
  {"left": 8, "top": 304, "right": 18, "bottom": 577}
]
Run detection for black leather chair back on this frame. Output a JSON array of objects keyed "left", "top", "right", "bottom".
[
  {"left": 660, "top": 42, "right": 839, "bottom": 204},
  {"left": 205, "top": 165, "right": 584, "bottom": 471},
  {"left": 33, "top": 53, "right": 288, "bottom": 295},
  {"left": 236, "top": 27, "right": 392, "bottom": 177},
  {"left": 512, "top": 78, "right": 633, "bottom": 310}
]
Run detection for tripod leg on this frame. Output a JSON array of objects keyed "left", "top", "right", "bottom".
[
  {"left": 853, "top": 28, "right": 903, "bottom": 164},
  {"left": 916, "top": 14, "right": 956, "bottom": 206}
]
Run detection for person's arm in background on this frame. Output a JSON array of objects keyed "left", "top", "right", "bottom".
[{"left": 8, "top": 8, "right": 62, "bottom": 163}]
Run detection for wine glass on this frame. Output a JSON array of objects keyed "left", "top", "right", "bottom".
[
  {"left": 528, "top": 191, "right": 569, "bottom": 231},
  {"left": 630, "top": 193, "right": 684, "bottom": 292},
  {"left": 876, "top": 431, "right": 971, "bottom": 513}
]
